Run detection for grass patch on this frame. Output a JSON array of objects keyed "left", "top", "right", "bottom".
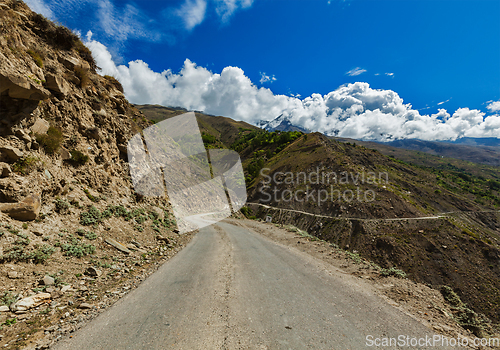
[
  {"left": 0, "top": 291, "right": 17, "bottom": 307},
  {"left": 61, "top": 237, "right": 95, "bottom": 257},
  {"left": 12, "top": 155, "right": 38, "bottom": 175},
  {"left": 27, "top": 49, "right": 43, "bottom": 67}
]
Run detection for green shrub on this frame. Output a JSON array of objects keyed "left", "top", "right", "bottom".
[
  {"left": 85, "top": 231, "right": 97, "bottom": 240},
  {"left": 440, "top": 285, "right": 463, "bottom": 307},
  {"left": 36, "top": 126, "right": 63, "bottom": 154},
  {"left": 61, "top": 238, "right": 95, "bottom": 257},
  {"left": 240, "top": 206, "right": 251, "bottom": 218},
  {"left": 0, "top": 244, "right": 54, "bottom": 264},
  {"left": 31, "top": 245, "right": 56, "bottom": 264},
  {"left": 80, "top": 205, "right": 101, "bottom": 226},
  {"left": 379, "top": 267, "right": 407, "bottom": 278},
  {"left": 54, "top": 198, "right": 70, "bottom": 213},
  {"left": 75, "top": 66, "right": 90, "bottom": 88},
  {"left": 68, "top": 150, "right": 89, "bottom": 165},
  {"left": 2, "top": 318, "right": 16, "bottom": 327}
]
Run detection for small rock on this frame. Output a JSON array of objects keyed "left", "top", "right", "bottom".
[
  {"left": 433, "top": 325, "right": 444, "bottom": 332},
  {"left": 0, "top": 146, "right": 23, "bottom": 162},
  {"left": 45, "top": 325, "right": 58, "bottom": 332},
  {"left": 104, "top": 238, "right": 131, "bottom": 255},
  {"left": 0, "top": 162, "right": 12, "bottom": 178},
  {"left": 0, "top": 305, "right": 10, "bottom": 312},
  {"left": 15, "top": 129, "right": 31, "bottom": 144},
  {"left": 60, "top": 285, "right": 72, "bottom": 293},
  {"left": 60, "top": 147, "right": 71, "bottom": 161},
  {"left": 31, "top": 118, "right": 50, "bottom": 135},
  {"left": 84, "top": 267, "right": 101, "bottom": 277},
  {"left": 10, "top": 293, "right": 51, "bottom": 312},
  {"left": 42, "top": 275, "right": 55, "bottom": 286},
  {"left": 7, "top": 271, "right": 18, "bottom": 279},
  {"left": 156, "top": 235, "right": 170, "bottom": 244},
  {"left": 78, "top": 303, "right": 92, "bottom": 309},
  {"left": 32, "top": 229, "right": 44, "bottom": 237},
  {"left": 44, "top": 169, "right": 52, "bottom": 180}
]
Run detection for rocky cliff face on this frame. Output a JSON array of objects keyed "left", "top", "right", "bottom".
[
  {"left": 0, "top": 2, "right": 194, "bottom": 348},
  {"left": 0, "top": 0, "right": 151, "bottom": 217}
]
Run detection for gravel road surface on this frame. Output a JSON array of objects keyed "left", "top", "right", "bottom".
[{"left": 53, "top": 220, "right": 448, "bottom": 349}]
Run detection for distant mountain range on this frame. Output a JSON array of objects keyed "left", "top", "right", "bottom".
[{"left": 259, "top": 117, "right": 500, "bottom": 167}]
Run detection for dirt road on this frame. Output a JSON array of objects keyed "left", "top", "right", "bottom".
[{"left": 52, "top": 220, "right": 448, "bottom": 349}]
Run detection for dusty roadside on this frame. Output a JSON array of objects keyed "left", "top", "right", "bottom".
[
  {"left": 0, "top": 222, "right": 195, "bottom": 350},
  {"left": 229, "top": 217, "right": 500, "bottom": 349}
]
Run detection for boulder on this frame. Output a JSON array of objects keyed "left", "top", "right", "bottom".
[
  {"left": 0, "top": 193, "right": 41, "bottom": 221},
  {"left": 60, "top": 56, "right": 80, "bottom": 70},
  {"left": 61, "top": 57, "right": 90, "bottom": 72},
  {"left": 0, "top": 162, "right": 12, "bottom": 177},
  {"left": 0, "top": 146, "right": 23, "bottom": 162},
  {"left": 45, "top": 73, "right": 70, "bottom": 96},
  {"left": 10, "top": 293, "right": 51, "bottom": 312},
  {"left": 31, "top": 118, "right": 50, "bottom": 135},
  {"left": 0, "top": 73, "right": 50, "bottom": 100}
]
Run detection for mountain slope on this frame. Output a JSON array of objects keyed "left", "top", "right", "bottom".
[{"left": 335, "top": 137, "right": 500, "bottom": 168}]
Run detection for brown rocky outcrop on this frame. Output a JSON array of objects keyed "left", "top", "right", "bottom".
[{"left": 0, "top": 193, "right": 41, "bottom": 220}]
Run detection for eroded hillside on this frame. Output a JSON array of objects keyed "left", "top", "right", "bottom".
[{"left": 0, "top": 1, "right": 190, "bottom": 348}]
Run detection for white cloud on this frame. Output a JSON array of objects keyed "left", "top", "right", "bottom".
[
  {"left": 346, "top": 67, "right": 367, "bottom": 76},
  {"left": 215, "top": 0, "right": 253, "bottom": 23},
  {"left": 95, "top": 0, "right": 159, "bottom": 43},
  {"left": 23, "top": 0, "right": 54, "bottom": 19},
  {"left": 175, "top": 0, "right": 207, "bottom": 30},
  {"left": 385, "top": 72, "right": 394, "bottom": 77},
  {"left": 437, "top": 98, "right": 451, "bottom": 106},
  {"left": 487, "top": 101, "right": 500, "bottom": 112},
  {"left": 259, "top": 72, "right": 276, "bottom": 84},
  {"left": 86, "top": 37, "right": 500, "bottom": 142}
]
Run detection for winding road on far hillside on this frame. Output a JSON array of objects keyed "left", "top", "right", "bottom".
[{"left": 53, "top": 220, "right": 452, "bottom": 349}]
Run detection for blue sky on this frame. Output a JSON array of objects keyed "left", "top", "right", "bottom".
[{"left": 26, "top": 0, "right": 500, "bottom": 141}]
